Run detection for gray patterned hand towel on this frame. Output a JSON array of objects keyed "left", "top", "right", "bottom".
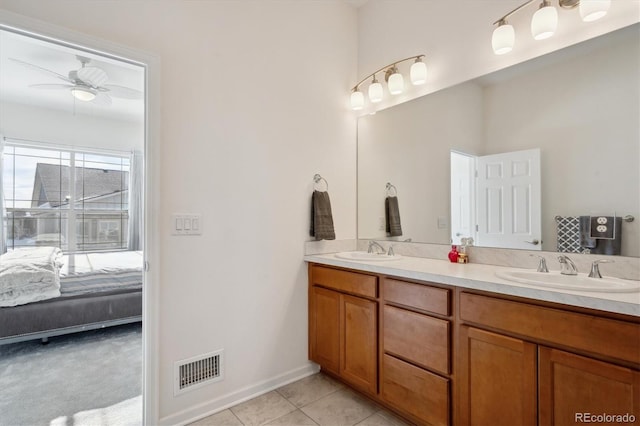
[
  {"left": 310, "top": 190, "right": 335, "bottom": 241},
  {"left": 385, "top": 196, "right": 403, "bottom": 237}
]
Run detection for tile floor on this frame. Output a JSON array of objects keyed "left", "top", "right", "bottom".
[{"left": 189, "top": 372, "right": 412, "bottom": 426}]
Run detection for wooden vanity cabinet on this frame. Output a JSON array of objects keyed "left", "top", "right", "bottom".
[
  {"left": 308, "top": 263, "right": 640, "bottom": 426},
  {"left": 458, "top": 291, "right": 640, "bottom": 426},
  {"left": 308, "top": 265, "right": 378, "bottom": 395}
]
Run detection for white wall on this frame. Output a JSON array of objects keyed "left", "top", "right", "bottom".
[
  {"left": 356, "top": 0, "right": 639, "bottom": 115},
  {"left": 0, "top": 1, "right": 358, "bottom": 424},
  {"left": 0, "top": 102, "right": 143, "bottom": 151},
  {"left": 483, "top": 25, "right": 640, "bottom": 255}
]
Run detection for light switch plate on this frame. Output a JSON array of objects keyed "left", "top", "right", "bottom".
[{"left": 172, "top": 214, "right": 202, "bottom": 235}]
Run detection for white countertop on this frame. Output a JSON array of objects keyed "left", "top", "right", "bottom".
[{"left": 304, "top": 253, "right": 640, "bottom": 317}]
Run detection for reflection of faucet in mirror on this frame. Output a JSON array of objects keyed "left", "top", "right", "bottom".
[
  {"left": 588, "top": 260, "right": 614, "bottom": 279},
  {"left": 368, "top": 241, "right": 385, "bottom": 254},
  {"left": 557, "top": 255, "right": 578, "bottom": 276}
]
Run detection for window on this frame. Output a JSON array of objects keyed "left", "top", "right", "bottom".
[{"left": 3, "top": 144, "right": 130, "bottom": 252}]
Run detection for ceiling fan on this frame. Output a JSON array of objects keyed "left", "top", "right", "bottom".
[{"left": 10, "top": 55, "right": 143, "bottom": 105}]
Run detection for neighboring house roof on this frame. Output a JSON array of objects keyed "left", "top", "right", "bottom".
[{"left": 31, "top": 163, "right": 128, "bottom": 208}]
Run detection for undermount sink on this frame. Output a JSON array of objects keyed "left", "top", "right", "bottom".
[
  {"left": 495, "top": 270, "right": 640, "bottom": 293},
  {"left": 334, "top": 251, "right": 402, "bottom": 262}
]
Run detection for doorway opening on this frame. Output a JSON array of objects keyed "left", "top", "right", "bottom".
[{"left": 0, "top": 26, "right": 146, "bottom": 425}]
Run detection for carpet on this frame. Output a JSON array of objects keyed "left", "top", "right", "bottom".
[{"left": 0, "top": 323, "right": 142, "bottom": 426}]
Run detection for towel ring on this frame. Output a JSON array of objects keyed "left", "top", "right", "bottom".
[
  {"left": 386, "top": 182, "right": 397, "bottom": 197},
  {"left": 313, "top": 174, "right": 329, "bottom": 191}
]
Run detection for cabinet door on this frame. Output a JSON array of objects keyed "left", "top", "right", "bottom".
[
  {"left": 458, "top": 326, "right": 537, "bottom": 426},
  {"left": 539, "top": 347, "right": 640, "bottom": 425},
  {"left": 309, "top": 286, "right": 340, "bottom": 375},
  {"left": 341, "top": 293, "right": 377, "bottom": 395}
]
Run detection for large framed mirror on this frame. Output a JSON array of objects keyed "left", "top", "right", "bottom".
[{"left": 357, "top": 23, "right": 639, "bottom": 257}]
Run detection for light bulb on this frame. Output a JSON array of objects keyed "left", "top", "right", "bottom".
[
  {"left": 492, "top": 22, "right": 515, "bottom": 55},
  {"left": 410, "top": 59, "right": 427, "bottom": 85},
  {"left": 580, "top": 0, "right": 610, "bottom": 22},
  {"left": 531, "top": 2, "right": 558, "bottom": 40},
  {"left": 368, "top": 78, "right": 383, "bottom": 103},
  {"left": 388, "top": 72, "right": 404, "bottom": 95},
  {"left": 350, "top": 90, "right": 364, "bottom": 110}
]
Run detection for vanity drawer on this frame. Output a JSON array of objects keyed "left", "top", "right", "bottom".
[
  {"left": 383, "top": 305, "right": 450, "bottom": 374},
  {"left": 460, "top": 292, "right": 640, "bottom": 365},
  {"left": 381, "top": 354, "right": 449, "bottom": 426},
  {"left": 383, "top": 278, "right": 450, "bottom": 316},
  {"left": 311, "top": 266, "right": 377, "bottom": 298}
]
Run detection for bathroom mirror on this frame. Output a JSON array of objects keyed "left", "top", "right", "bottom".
[{"left": 357, "top": 24, "right": 639, "bottom": 257}]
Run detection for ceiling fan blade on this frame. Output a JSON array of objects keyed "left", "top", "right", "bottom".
[
  {"left": 29, "top": 83, "right": 75, "bottom": 90},
  {"left": 10, "top": 58, "right": 74, "bottom": 84},
  {"left": 92, "top": 92, "right": 112, "bottom": 106},
  {"left": 103, "top": 84, "right": 143, "bottom": 100},
  {"left": 77, "top": 66, "right": 108, "bottom": 88}
]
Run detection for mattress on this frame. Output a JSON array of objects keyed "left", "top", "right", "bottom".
[
  {"left": 0, "top": 251, "right": 143, "bottom": 343},
  {"left": 60, "top": 251, "right": 143, "bottom": 297}
]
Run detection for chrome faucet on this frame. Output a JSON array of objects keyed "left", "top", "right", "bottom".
[
  {"left": 588, "top": 259, "right": 613, "bottom": 278},
  {"left": 557, "top": 255, "right": 578, "bottom": 275},
  {"left": 531, "top": 255, "right": 549, "bottom": 272},
  {"left": 367, "top": 241, "right": 385, "bottom": 254}
]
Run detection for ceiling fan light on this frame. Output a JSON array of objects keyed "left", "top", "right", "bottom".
[
  {"left": 71, "top": 86, "right": 96, "bottom": 102},
  {"left": 531, "top": 3, "right": 558, "bottom": 40},
  {"left": 580, "top": 0, "right": 611, "bottom": 22}
]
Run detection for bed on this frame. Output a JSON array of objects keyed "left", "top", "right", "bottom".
[{"left": 0, "top": 248, "right": 143, "bottom": 345}]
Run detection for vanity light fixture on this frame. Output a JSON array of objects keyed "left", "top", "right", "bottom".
[
  {"left": 350, "top": 54, "right": 426, "bottom": 110},
  {"left": 491, "top": 0, "right": 611, "bottom": 55}
]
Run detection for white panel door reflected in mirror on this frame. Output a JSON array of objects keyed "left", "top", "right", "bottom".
[{"left": 450, "top": 149, "right": 541, "bottom": 250}]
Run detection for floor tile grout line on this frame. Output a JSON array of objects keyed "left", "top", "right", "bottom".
[{"left": 227, "top": 407, "right": 245, "bottom": 426}]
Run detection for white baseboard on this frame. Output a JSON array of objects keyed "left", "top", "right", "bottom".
[{"left": 159, "top": 362, "right": 320, "bottom": 426}]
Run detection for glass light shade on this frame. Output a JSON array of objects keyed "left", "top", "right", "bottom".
[
  {"left": 71, "top": 87, "right": 96, "bottom": 101},
  {"left": 492, "top": 24, "right": 515, "bottom": 55},
  {"left": 350, "top": 90, "right": 364, "bottom": 110},
  {"left": 531, "top": 5, "right": 558, "bottom": 40},
  {"left": 388, "top": 72, "right": 404, "bottom": 95},
  {"left": 410, "top": 61, "right": 427, "bottom": 85},
  {"left": 580, "top": 0, "right": 610, "bottom": 22},
  {"left": 368, "top": 81, "right": 383, "bottom": 103}
]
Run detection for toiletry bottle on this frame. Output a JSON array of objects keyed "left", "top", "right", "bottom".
[
  {"left": 448, "top": 245, "right": 459, "bottom": 263},
  {"left": 458, "top": 238, "right": 469, "bottom": 264}
]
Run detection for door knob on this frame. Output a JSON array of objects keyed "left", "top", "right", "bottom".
[{"left": 525, "top": 239, "right": 540, "bottom": 245}]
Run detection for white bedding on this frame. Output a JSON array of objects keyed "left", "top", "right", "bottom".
[
  {"left": 0, "top": 247, "right": 63, "bottom": 307},
  {"left": 60, "top": 251, "right": 143, "bottom": 277}
]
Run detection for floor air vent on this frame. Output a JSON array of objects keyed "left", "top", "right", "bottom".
[{"left": 174, "top": 350, "right": 224, "bottom": 396}]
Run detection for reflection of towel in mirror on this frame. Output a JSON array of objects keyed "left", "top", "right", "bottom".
[
  {"left": 385, "top": 196, "right": 403, "bottom": 237},
  {"left": 310, "top": 190, "right": 335, "bottom": 241},
  {"left": 579, "top": 216, "right": 597, "bottom": 249},
  {"left": 584, "top": 216, "right": 622, "bottom": 255}
]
